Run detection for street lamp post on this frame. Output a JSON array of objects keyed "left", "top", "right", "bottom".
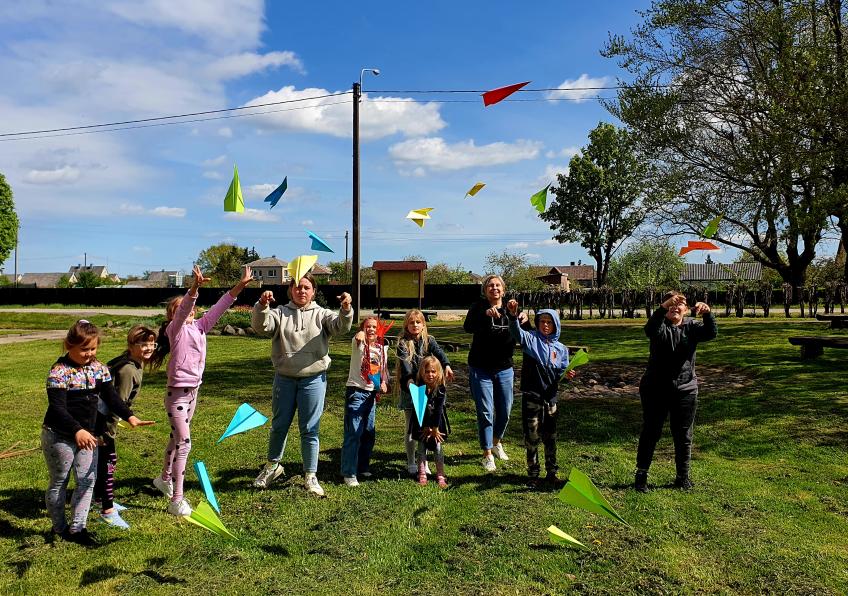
[{"left": 352, "top": 68, "right": 379, "bottom": 323}]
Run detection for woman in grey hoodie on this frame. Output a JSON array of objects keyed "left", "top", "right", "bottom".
[{"left": 251, "top": 272, "right": 353, "bottom": 496}]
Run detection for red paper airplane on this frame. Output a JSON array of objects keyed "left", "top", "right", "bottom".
[
  {"left": 376, "top": 319, "right": 394, "bottom": 340},
  {"left": 678, "top": 240, "right": 719, "bottom": 256},
  {"left": 482, "top": 81, "right": 531, "bottom": 106}
]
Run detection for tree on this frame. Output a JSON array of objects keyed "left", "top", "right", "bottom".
[
  {"left": 542, "top": 122, "right": 655, "bottom": 287},
  {"left": 326, "top": 260, "right": 351, "bottom": 283},
  {"left": 74, "top": 271, "right": 103, "bottom": 288},
  {"left": 484, "top": 250, "right": 544, "bottom": 291},
  {"left": 608, "top": 239, "right": 684, "bottom": 289},
  {"left": 0, "top": 173, "right": 19, "bottom": 267},
  {"left": 603, "top": 0, "right": 847, "bottom": 286},
  {"left": 195, "top": 243, "right": 253, "bottom": 285},
  {"left": 425, "top": 263, "right": 475, "bottom": 284},
  {"left": 403, "top": 254, "right": 425, "bottom": 261}
]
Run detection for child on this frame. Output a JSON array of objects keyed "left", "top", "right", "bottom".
[
  {"left": 92, "top": 325, "right": 157, "bottom": 529},
  {"left": 149, "top": 265, "right": 254, "bottom": 516},
  {"left": 395, "top": 309, "right": 453, "bottom": 475},
  {"left": 43, "top": 320, "right": 153, "bottom": 546},
  {"left": 506, "top": 302, "right": 573, "bottom": 485},
  {"left": 340, "top": 317, "right": 389, "bottom": 486},
  {"left": 409, "top": 356, "right": 449, "bottom": 488},
  {"left": 635, "top": 291, "right": 716, "bottom": 492}
]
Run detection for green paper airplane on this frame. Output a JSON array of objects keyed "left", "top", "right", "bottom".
[
  {"left": 184, "top": 500, "right": 236, "bottom": 539},
  {"left": 223, "top": 165, "right": 244, "bottom": 213},
  {"left": 563, "top": 349, "right": 589, "bottom": 377},
  {"left": 547, "top": 525, "right": 588, "bottom": 550},
  {"left": 702, "top": 215, "right": 722, "bottom": 239},
  {"left": 530, "top": 184, "right": 551, "bottom": 214},
  {"left": 558, "top": 468, "right": 629, "bottom": 526}
]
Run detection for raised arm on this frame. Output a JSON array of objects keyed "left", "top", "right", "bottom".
[
  {"left": 251, "top": 290, "right": 280, "bottom": 336},
  {"left": 463, "top": 302, "right": 487, "bottom": 334},
  {"left": 691, "top": 302, "right": 718, "bottom": 342},
  {"left": 321, "top": 292, "right": 354, "bottom": 337}
]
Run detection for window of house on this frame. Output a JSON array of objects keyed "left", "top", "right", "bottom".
[{"left": 268, "top": 269, "right": 277, "bottom": 277}]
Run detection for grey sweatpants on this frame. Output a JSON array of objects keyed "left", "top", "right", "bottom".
[{"left": 42, "top": 426, "right": 97, "bottom": 533}]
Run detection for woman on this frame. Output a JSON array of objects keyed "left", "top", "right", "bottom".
[
  {"left": 463, "top": 275, "right": 527, "bottom": 472},
  {"left": 251, "top": 272, "right": 353, "bottom": 496}
]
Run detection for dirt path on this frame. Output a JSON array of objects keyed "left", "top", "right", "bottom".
[
  {"left": 0, "top": 330, "right": 67, "bottom": 345},
  {"left": 0, "top": 307, "right": 161, "bottom": 316}
]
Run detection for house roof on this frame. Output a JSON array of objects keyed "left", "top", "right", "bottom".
[
  {"left": 246, "top": 257, "right": 287, "bottom": 267},
  {"left": 680, "top": 262, "right": 762, "bottom": 282},
  {"left": 19, "top": 273, "right": 74, "bottom": 287},
  {"left": 310, "top": 263, "right": 331, "bottom": 275},
  {"left": 69, "top": 265, "right": 108, "bottom": 277},
  {"left": 544, "top": 265, "right": 596, "bottom": 280},
  {"left": 372, "top": 260, "right": 428, "bottom": 271},
  {"left": 145, "top": 270, "right": 181, "bottom": 282}
]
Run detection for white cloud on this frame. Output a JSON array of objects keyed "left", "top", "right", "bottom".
[
  {"left": 389, "top": 137, "right": 542, "bottom": 173},
  {"left": 509, "top": 242, "right": 529, "bottom": 249},
  {"left": 244, "top": 86, "right": 446, "bottom": 140},
  {"left": 119, "top": 203, "right": 145, "bottom": 215},
  {"left": 524, "top": 253, "right": 542, "bottom": 260},
  {"left": 203, "top": 171, "right": 223, "bottom": 180},
  {"left": 23, "top": 166, "right": 81, "bottom": 185},
  {"left": 245, "top": 183, "right": 275, "bottom": 199},
  {"left": 546, "top": 146, "right": 580, "bottom": 160},
  {"left": 150, "top": 206, "right": 186, "bottom": 217},
  {"left": 547, "top": 74, "right": 612, "bottom": 103},
  {"left": 223, "top": 208, "right": 279, "bottom": 222},
  {"left": 536, "top": 238, "right": 560, "bottom": 246},
  {"left": 301, "top": 219, "right": 314, "bottom": 226},
  {"left": 537, "top": 164, "right": 569, "bottom": 187},
  {"left": 202, "top": 155, "right": 227, "bottom": 167},
  {"left": 217, "top": 127, "right": 233, "bottom": 138},
  {"left": 205, "top": 51, "right": 304, "bottom": 80}
]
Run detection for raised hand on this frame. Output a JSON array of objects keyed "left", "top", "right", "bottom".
[
  {"left": 507, "top": 299, "right": 519, "bottom": 316},
  {"left": 258, "top": 290, "right": 275, "bottom": 306},
  {"left": 337, "top": 292, "right": 352, "bottom": 311},
  {"left": 662, "top": 293, "right": 686, "bottom": 310},
  {"left": 240, "top": 266, "right": 255, "bottom": 287},
  {"left": 192, "top": 265, "right": 212, "bottom": 289},
  {"left": 693, "top": 301, "right": 711, "bottom": 316}
]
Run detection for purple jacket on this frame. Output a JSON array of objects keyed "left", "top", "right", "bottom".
[{"left": 166, "top": 290, "right": 235, "bottom": 387}]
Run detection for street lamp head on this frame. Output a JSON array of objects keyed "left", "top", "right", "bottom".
[
  {"left": 359, "top": 67, "right": 381, "bottom": 87},
  {"left": 372, "top": 69, "right": 380, "bottom": 76}
]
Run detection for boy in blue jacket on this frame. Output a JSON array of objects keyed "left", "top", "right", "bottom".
[{"left": 507, "top": 301, "right": 574, "bottom": 485}]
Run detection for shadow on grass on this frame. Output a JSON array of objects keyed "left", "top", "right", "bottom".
[{"left": 0, "top": 487, "right": 44, "bottom": 520}]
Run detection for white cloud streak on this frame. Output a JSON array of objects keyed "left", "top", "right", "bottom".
[
  {"left": 547, "top": 74, "right": 612, "bottom": 103},
  {"left": 389, "top": 137, "right": 542, "bottom": 173}
]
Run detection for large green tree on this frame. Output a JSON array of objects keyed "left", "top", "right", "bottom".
[
  {"left": 196, "top": 243, "right": 254, "bottom": 285},
  {"left": 542, "top": 122, "right": 655, "bottom": 287},
  {"left": 484, "top": 250, "right": 544, "bottom": 291},
  {"left": 0, "top": 173, "right": 19, "bottom": 268},
  {"left": 608, "top": 238, "right": 684, "bottom": 290},
  {"left": 604, "top": 0, "right": 848, "bottom": 286},
  {"left": 425, "top": 262, "right": 475, "bottom": 284}
]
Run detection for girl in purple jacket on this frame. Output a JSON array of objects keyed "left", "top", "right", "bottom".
[{"left": 149, "top": 265, "right": 254, "bottom": 516}]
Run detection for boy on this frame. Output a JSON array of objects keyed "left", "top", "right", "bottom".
[{"left": 507, "top": 302, "right": 574, "bottom": 485}]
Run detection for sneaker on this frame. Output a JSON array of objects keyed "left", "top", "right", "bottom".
[
  {"left": 673, "top": 476, "right": 694, "bottom": 490},
  {"left": 343, "top": 476, "right": 359, "bottom": 487},
  {"left": 492, "top": 442, "right": 510, "bottom": 461},
  {"left": 167, "top": 499, "right": 192, "bottom": 517},
  {"left": 407, "top": 462, "right": 418, "bottom": 475},
  {"left": 253, "top": 462, "right": 285, "bottom": 489},
  {"left": 527, "top": 476, "right": 541, "bottom": 488},
  {"left": 545, "top": 471, "right": 560, "bottom": 486},
  {"left": 437, "top": 475, "right": 448, "bottom": 489},
  {"left": 112, "top": 502, "right": 128, "bottom": 512},
  {"left": 482, "top": 455, "right": 496, "bottom": 473},
  {"left": 152, "top": 476, "right": 173, "bottom": 499},
  {"left": 634, "top": 470, "right": 648, "bottom": 493},
  {"left": 65, "top": 528, "right": 98, "bottom": 547},
  {"left": 304, "top": 474, "right": 325, "bottom": 497},
  {"left": 99, "top": 510, "right": 130, "bottom": 530}
]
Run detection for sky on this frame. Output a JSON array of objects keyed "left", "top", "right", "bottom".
[{"left": 0, "top": 0, "right": 667, "bottom": 279}]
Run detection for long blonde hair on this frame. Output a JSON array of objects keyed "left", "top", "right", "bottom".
[
  {"left": 394, "top": 309, "right": 430, "bottom": 393},
  {"left": 417, "top": 356, "right": 444, "bottom": 393}
]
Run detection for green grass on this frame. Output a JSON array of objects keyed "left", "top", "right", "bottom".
[{"left": 1, "top": 317, "right": 847, "bottom": 594}]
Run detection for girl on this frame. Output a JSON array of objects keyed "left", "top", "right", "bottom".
[
  {"left": 340, "top": 317, "right": 389, "bottom": 486},
  {"left": 93, "top": 325, "right": 158, "bottom": 529},
  {"left": 150, "top": 265, "right": 254, "bottom": 516},
  {"left": 395, "top": 309, "right": 453, "bottom": 475},
  {"left": 410, "top": 356, "right": 449, "bottom": 488},
  {"left": 43, "top": 320, "right": 153, "bottom": 546},
  {"left": 635, "top": 291, "right": 717, "bottom": 492}
]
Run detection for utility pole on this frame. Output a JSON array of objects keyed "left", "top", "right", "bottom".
[
  {"left": 345, "top": 230, "right": 349, "bottom": 283},
  {"left": 352, "top": 81, "right": 361, "bottom": 322},
  {"left": 13, "top": 226, "right": 17, "bottom": 289}
]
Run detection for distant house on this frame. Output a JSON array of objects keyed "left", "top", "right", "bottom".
[
  {"left": 17, "top": 272, "right": 77, "bottom": 288},
  {"left": 309, "top": 262, "right": 332, "bottom": 280},
  {"left": 245, "top": 257, "right": 332, "bottom": 285},
  {"left": 146, "top": 270, "right": 185, "bottom": 288},
  {"left": 537, "top": 263, "right": 597, "bottom": 289},
  {"left": 680, "top": 263, "right": 763, "bottom": 285},
  {"left": 68, "top": 264, "right": 120, "bottom": 284}
]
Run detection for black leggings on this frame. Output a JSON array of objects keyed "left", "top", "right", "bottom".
[
  {"left": 636, "top": 384, "right": 698, "bottom": 477},
  {"left": 93, "top": 436, "right": 117, "bottom": 511}
]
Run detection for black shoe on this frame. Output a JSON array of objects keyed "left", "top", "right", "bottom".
[
  {"left": 545, "top": 471, "right": 560, "bottom": 487},
  {"left": 673, "top": 476, "right": 694, "bottom": 490},
  {"left": 527, "top": 475, "right": 541, "bottom": 488},
  {"left": 634, "top": 471, "right": 648, "bottom": 493},
  {"left": 64, "top": 528, "right": 98, "bottom": 547}
]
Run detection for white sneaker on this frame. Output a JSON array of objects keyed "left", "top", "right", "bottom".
[
  {"left": 253, "top": 462, "right": 285, "bottom": 489},
  {"left": 167, "top": 499, "right": 192, "bottom": 517},
  {"left": 492, "top": 442, "right": 510, "bottom": 461},
  {"left": 304, "top": 474, "right": 325, "bottom": 497},
  {"left": 424, "top": 462, "right": 432, "bottom": 475},
  {"left": 153, "top": 476, "right": 173, "bottom": 499},
  {"left": 482, "top": 455, "right": 497, "bottom": 473},
  {"left": 343, "top": 476, "right": 359, "bottom": 487},
  {"left": 407, "top": 462, "right": 418, "bottom": 475}
]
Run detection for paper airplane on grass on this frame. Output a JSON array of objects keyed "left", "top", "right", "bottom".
[
  {"left": 263, "top": 177, "right": 287, "bottom": 209},
  {"left": 410, "top": 384, "right": 427, "bottom": 427},
  {"left": 288, "top": 255, "right": 318, "bottom": 283},
  {"left": 193, "top": 461, "right": 220, "bottom": 514},
  {"left": 223, "top": 165, "right": 244, "bottom": 213},
  {"left": 563, "top": 349, "right": 589, "bottom": 375},
  {"left": 547, "top": 525, "right": 588, "bottom": 550},
  {"left": 530, "top": 184, "right": 551, "bottom": 214},
  {"left": 217, "top": 403, "right": 268, "bottom": 444},
  {"left": 702, "top": 215, "right": 723, "bottom": 239},
  {"left": 482, "top": 81, "right": 530, "bottom": 106},
  {"left": 558, "top": 468, "right": 629, "bottom": 525},
  {"left": 406, "top": 208, "right": 433, "bottom": 228},
  {"left": 184, "top": 500, "right": 236, "bottom": 539},
  {"left": 678, "top": 240, "right": 719, "bottom": 256},
  {"left": 465, "top": 182, "right": 486, "bottom": 198},
  {"left": 306, "top": 230, "right": 334, "bottom": 253}
]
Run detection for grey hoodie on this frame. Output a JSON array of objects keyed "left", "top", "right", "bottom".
[{"left": 252, "top": 300, "right": 353, "bottom": 378}]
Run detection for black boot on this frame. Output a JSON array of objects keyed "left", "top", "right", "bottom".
[
  {"left": 673, "top": 475, "right": 694, "bottom": 490},
  {"left": 634, "top": 469, "right": 648, "bottom": 493}
]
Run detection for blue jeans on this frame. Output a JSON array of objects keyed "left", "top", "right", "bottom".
[
  {"left": 468, "top": 366, "right": 515, "bottom": 450},
  {"left": 340, "top": 386, "right": 377, "bottom": 477},
  {"left": 267, "top": 372, "right": 327, "bottom": 474},
  {"left": 42, "top": 426, "right": 97, "bottom": 533}
]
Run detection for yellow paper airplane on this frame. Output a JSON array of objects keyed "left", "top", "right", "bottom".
[
  {"left": 288, "top": 255, "right": 318, "bottom": 283},
  {"left": 465, "top": 182, "right": 486, "bottom": 198},
  {"left": 406, "top": 208, "right": 434, "bottom": 228}
]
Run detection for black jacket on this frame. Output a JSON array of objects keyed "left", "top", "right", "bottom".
[
  {"left": 641, "top": 307, "right": 718, "bottom": 391},
  {"left": 464, "top": 300, "right": 519, "bottom": 371},
  {"left": 408, "top": 385, "right": 448, "bottom": 450}
]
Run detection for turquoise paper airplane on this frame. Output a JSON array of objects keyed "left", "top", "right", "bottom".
[
  {"left": 306, "top": 230, "right": 334, "bottom": 253},
  {"left": 263, "top": 177, "right": 288, "bottom": 209},
  {"left": 369, "top": 372, "right": 381, "bottom": 387},
  {"left": 217, "top": 403, "right": 268, "bottom": 444},
  {"left": 193, "top": 460, "right": 220, "bottom": 514},
  {"left": 410, "top": 384, "right": 427, "bottom": 427}
]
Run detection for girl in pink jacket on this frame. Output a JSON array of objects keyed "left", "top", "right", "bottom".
[{"left": 149, "top": 265, "right": 254, "bottom": 516}]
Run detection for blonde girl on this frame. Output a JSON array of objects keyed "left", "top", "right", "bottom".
[{"left": 410, "top": 356, "right": 449, "bottom": 488}]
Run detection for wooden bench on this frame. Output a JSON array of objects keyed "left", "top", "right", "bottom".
[
  {"left": 788, "top": 335, "right": 848, "bottom": 358},
  {"left": 375, "top": 309, "right": 437, "bottom": 321},
  {"left": 815, "top": 314, "right": 848, "bottom": 329}
]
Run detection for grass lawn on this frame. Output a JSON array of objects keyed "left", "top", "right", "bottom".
[{"left": 0, "top": 314, "right": 846, "bottom": 595}]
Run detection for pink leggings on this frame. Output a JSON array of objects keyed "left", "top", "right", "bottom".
[{"left": 160, "top": 386, "right": 198, "bottom": 502}]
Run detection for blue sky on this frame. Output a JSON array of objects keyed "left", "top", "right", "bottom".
[{"left": 0, "top": 0, "right": 663, "bottom": 278}]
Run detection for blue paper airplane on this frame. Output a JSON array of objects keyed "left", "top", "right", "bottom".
[
  {"left": 369, "top": 372, "right": 381, "bottom": 388},
  {"left": 307, "top": 230, "right": 334, "bottom": 253},
  {"left": 263, "top": 177, "right": 288, "bottom": 209},
  {"left": 193, "top": 460, "right": 221, "bottom": 514},
  {"left": 217, "top": 403, "right": 268, "bottom": 444},
  {"left": 410, "top": 384, "right": 427, "bottom": 427}
]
